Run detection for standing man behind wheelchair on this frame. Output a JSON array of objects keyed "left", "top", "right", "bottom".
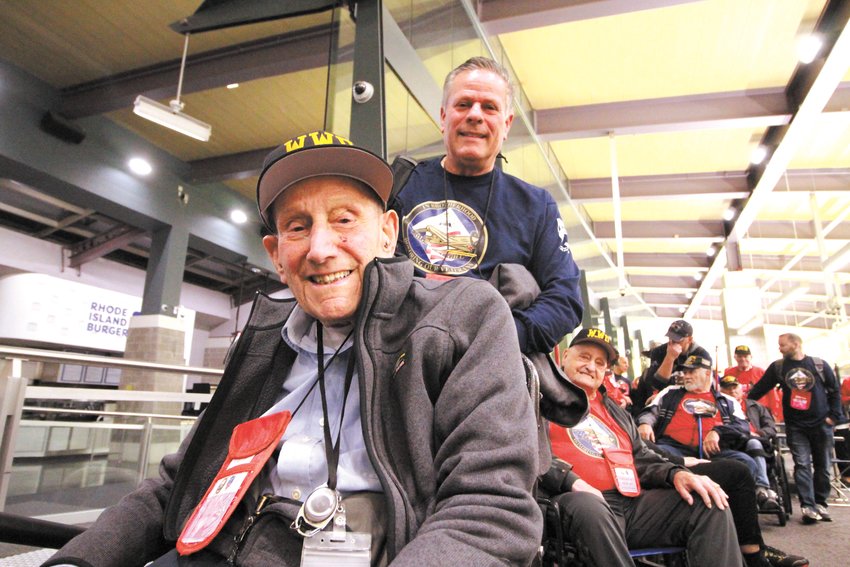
[
  {"left": 390, "top": 56, "right": 583, "bottom": 356},
  {"left": 543, "top": 328, "right": 742, "bottom": 567},
  {"left": 749, "top": 333, "right": 845, "bottom": 524}
]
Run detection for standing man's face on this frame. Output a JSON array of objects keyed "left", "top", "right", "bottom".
[
  {"left": 440, "top": 69, "right": 514, "bottom": 177},
  {"left": 778, "top": 336, "right": 799, "bottom": 359},
  {"left": 262, "top": 176, "right": 398, "bottom": 328},
  {"left": 734, "top": 353, "right": 752, "bottom": 369}
]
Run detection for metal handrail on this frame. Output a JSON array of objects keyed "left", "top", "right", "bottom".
[{"left": 0, "top": 344, "right": 224, "bottom": 377}]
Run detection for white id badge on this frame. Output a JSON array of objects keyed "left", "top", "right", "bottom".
[{"left": 301, "top": 531, "right": 371, "bottom": 567}]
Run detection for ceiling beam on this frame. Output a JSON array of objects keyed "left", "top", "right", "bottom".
[
  {"left": 594, "top": 220, "right": 724, "bottom": 239},
  {"left": 478, "top": 0, "right": 703, "bottom": 35},
  {"left": 570, "top": 171, "right": 749, "bottom": 202},
  {"left": 745, "top": 220, "right": 850, "bottom": 240},
  {"left": 59, "top": 25, "right": 337, "bottom": 119},
  {"left": 534, "top": 84, "right": 850, "bottom": 141}
]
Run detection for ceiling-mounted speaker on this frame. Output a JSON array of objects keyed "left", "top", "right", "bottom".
[{"left": 40, "top": 111, "right": 86, "bottom": 144}]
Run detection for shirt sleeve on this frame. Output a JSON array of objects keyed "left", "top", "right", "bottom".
[
  {"left": 748, "top": 361, "right": 780, "bottom": 401},
  {"left": 512, "top": 195, "right": 583, "bottom": 353}
]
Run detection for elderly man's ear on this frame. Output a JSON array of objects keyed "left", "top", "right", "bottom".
[
  {"left": 380, "top": 210, "right": 399, "bottom": 257},
  {"left": 262, "top": 235, "right": 288, "bottom": 285}
]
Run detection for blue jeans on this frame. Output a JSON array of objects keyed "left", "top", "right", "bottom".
[
  {"left": 745, "top": 438, "right": 771, "bottom": 488},
  {"left": 786, "top": 422, "right": 834, "bottom": 508}
]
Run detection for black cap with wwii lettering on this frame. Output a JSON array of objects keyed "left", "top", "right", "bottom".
[
  {"left": 256, "top": 130, "right": 393, "bottom": 231},
  {"left": 569, "top": 328, "right": 618, "bottom": 364}
]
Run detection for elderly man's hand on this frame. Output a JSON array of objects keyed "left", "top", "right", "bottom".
[
  {"left": 672, "top": 470, "right": 727, "bottom": 510},
  {"left": 571, "top": 478, "right": 604, "bottom": 500},
  {"left": 703, "top": 430, "right": 721, "bottom": 455},
  {"left": 638, "top": 423, "right": 655, "bottom": 442}
]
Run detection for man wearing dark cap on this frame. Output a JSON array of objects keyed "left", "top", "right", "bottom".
[
  {"left": 631, "top": 319, "right": 711, "bottom": 414},
  {"left": 724, "top": 344, "right": 783, "bottom": 422},
  {"left": 636, "top": 354, "right": 777, "bottom": 505},
  {"left": 45, "top": 131, "right": 583, "bottom": 567},
  {"left": 543, "top": 328, "right": 742, "bottom": 567}
]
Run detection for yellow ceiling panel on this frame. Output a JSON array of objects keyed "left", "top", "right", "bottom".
[
  {"left": 739, "top": 238, "right": 847, "bottom": 257},
  {"left": 752, "top": 190, "right": 850, "bottom": 222},
  {"left": 0, "top": 0, "right": 339, "bottom": 87},
  {"left": 109, "top": 67, "right": 330, "bottom": 161},
  {"left": 788, "top": 111, "right": 850, "bottom": 169},
  {"left": 581, "top": 198, "right": 730, "bottom": 222},
  {"left": 499, "top": 0, "right": 822, "bottom": 108},
  {"left": 551, "top": 127, "right": 759, "bottom": 179}
]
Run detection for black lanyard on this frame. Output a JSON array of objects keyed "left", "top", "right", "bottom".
[{"left": 316, "top": 321, "right": 356, "bottom": 491}]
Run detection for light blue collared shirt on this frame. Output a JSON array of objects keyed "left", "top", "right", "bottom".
[{"left": 263, "top": 306, "right": 381, "bottom": 501}]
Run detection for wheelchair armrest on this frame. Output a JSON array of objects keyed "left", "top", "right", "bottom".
[{"left": 0, "top": 511, "right": 85, "bottom": 548}]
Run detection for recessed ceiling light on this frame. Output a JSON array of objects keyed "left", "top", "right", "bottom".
[
  {"left": 128, "top": 157, "right": 152, "bottom": 176},
  {"left": 678, "top": 306, "right": 686, "bottom": 314},
  {"left": 686, "top": 292, "right": 694, "bottom": 299},
  {"left": 797, "top": 33, "right": 823, "bottom": 64},
  {"left": 706, "top": 246, "right": 716, "bottom": 257},
  {"left": 749, "top": 145, "right": 768, "bottom": 165},
  {"left": 694, "top": 272, "right": 704, "bottom": 282},
  {"left": 230, "top": 209, "right": 248, "bottom": 224},
  {"left": 226, "top": 83, "right": 240, "bottom": 89},
  {"left": 723, "top": 207, "right": 736, "bottom": 221}
]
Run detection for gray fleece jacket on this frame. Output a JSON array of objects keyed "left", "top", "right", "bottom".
[{"left": 45, "top": 257, "right": 544, "bottom": 567}]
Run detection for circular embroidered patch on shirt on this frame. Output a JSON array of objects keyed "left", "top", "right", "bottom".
[
  {"left": 784, "top": 367, "right": 815, "bottom": 391},
  {"left": 568, "top": 414, "right": 620, "bottom": 458},
  {"left": 402, "top": 200, "right": 487, "bottom": 275},
  {"left": 681, "top": 398, "right": 718, "bottom": 417}
]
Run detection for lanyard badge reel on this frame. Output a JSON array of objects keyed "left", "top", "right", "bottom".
[{"left": 297, "top": 323, "right": 371, "bottom": 567}]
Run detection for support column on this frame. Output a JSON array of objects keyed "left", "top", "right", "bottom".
[
  {"left": 141, "top": 225, "right": 188, "bottom": 317},
  {"left": 122, "top": 223, "right": 190, "bottom": 415},
  {"left": 350, "top": 0, "right": 386, "bottom": 157}
]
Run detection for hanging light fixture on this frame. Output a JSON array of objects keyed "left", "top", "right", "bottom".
[{"left": 133, "top": 34, "right": 211, "bottom": 142}]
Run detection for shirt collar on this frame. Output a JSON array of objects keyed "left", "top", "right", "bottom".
[{"left": 282, "top": 305, "right": 353, "bottom": 355}]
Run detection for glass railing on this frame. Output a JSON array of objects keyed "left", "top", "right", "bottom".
[{"left": 0, "top": 346, "right": 221, "bottom": 525}]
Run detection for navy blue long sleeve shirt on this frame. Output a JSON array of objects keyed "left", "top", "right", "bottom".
[{"left": 391, "top": 158, "right": 582, "bottom": 353}]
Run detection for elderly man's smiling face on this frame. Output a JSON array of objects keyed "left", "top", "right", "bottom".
[{"left": 262, "top": 176, "right": 398, "bottom": 328}]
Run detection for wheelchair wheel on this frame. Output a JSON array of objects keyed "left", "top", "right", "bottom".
[{"left": 774, "top": 448, "right": 793, "bottom": 516}]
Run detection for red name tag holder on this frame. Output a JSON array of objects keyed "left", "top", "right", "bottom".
[
  {"left": 177, "top": 411, "right": 291, "bottom": 556},
  {"left": 790, "top": 389, "right": 812, "bottom": 410},
  {"left": 602, "top": 447, "right": 641, "bottom": 497}
]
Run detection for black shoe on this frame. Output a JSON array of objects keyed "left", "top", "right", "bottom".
[
  {"left": 815, "top": 503, "right": 832, "bottom": 521},
  {"left": 763, "top": 545, "right": 809, "bottom": 567}
]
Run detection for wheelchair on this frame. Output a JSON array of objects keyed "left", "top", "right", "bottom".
[{"left": 757, "top": 436, "right": 792, "bottom": 526}]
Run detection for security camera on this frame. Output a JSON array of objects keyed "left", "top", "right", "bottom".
[{"left": 352, "top": 81, "right": 374, "bottom": 103}]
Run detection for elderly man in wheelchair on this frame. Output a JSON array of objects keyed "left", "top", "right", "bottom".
[{"left": 542, "top": 328, "right": 742, "bottom": 567}]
